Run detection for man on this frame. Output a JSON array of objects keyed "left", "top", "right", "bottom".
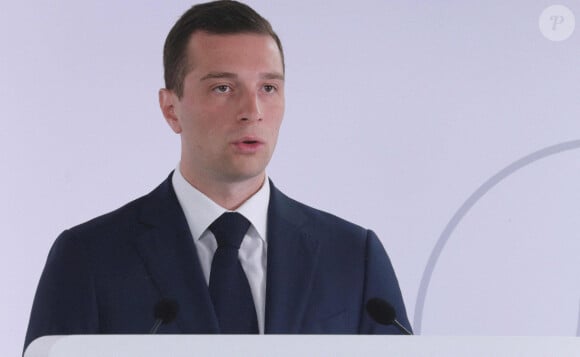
[{"left": 25, "top": 0, "right": 411, "bottom": 350}]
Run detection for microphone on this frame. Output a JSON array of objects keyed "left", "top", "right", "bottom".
[
  {"left": 366, "top": 297, "right": 413, "bottom": 335},
  {"left": 150, "top": 298, "right": 180, "bottom": 334}
]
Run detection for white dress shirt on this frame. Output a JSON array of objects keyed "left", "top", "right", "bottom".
[{"left": 171, "top": 167, "right": 269, "bottom": 333}]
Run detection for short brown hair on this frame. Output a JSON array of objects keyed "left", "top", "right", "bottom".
[{"left": 163, "top": 0, "right": 284, "bottom": 97}]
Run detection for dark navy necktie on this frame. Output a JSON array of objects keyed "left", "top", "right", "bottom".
[{"left": 208, "top": 212, "right": 259, "bottom": 334}]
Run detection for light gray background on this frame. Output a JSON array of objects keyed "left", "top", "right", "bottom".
[{"left": 2, "top": 1, "right": 579, "bottom": 355}]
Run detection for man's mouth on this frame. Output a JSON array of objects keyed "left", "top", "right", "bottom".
[
  {"left": 233, "top": 137, "right": 264, "bottom": 152},
  {"left": 236, "top": 136, "right": 263, "bottom": 145}
]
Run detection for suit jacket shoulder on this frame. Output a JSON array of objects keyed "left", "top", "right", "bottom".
[
  {"left": 265, "top": 182, "right": 411, "bottom": 334},
  {"left": 24, "top": 174, "right": 207, "bottom": 349}
]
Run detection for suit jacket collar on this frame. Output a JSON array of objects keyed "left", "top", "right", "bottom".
[{"left": 131, "top": 173, "right": 321, "bottom": 334}]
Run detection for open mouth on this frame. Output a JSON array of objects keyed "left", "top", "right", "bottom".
[{"left": 234, "top": 138, "right": 263, "bottom": 152}]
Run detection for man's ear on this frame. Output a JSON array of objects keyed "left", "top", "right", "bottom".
[{"left": 159, "top": 88, "right": 182, "bottom": 134}]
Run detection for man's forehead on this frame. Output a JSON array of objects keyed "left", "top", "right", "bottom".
[
  {"left": 185, "top": 31, "right": 284, "bottom": 75},
  {"left": 187, "top": 31, "right": 279, "bottom": 54}
]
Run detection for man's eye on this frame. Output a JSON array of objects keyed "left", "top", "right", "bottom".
[
  {"left": 213, "top": 85, "right": 231, "bottom": 93},
  {"left": 263, "top": 85, "right": 276, "bottom": 93}
]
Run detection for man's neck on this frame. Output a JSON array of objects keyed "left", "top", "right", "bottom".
[{"left": 179, "top": 168, "right": 266, "bottom": 211}]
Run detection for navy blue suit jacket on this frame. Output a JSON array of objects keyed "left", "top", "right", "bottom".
[{"left": 25, "top": 174, "right": 411, "bottom": 349}]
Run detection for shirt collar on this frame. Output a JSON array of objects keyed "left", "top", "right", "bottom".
[{"left": 171, "top": 165, "right": 269, "bottom": 242}]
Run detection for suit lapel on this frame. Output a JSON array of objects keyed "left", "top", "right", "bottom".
[
  {"left": 265, "top": 182, "right": 321, "bottom": 333},
  {"left": 131, "top": 174, "right": 219, "bottom": 333}
]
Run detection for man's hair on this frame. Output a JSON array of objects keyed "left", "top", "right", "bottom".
[{"left": 163, "top": 0, "right": 284, "bottom": 98}]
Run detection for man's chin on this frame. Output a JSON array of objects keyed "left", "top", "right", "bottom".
[
  {"left": 222, "top": 157, "right": 271, "bottom": 182},
  {"left": 224, "top": 171, "right": 267, "bottom": 185}
]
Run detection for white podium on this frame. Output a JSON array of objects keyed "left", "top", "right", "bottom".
[{"left": 25, "top": 335, "right": 580, "bottom": 357}]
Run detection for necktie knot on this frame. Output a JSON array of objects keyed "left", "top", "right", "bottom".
[{"left": 209, "top": 212, "right": 250, "bottom": 249}]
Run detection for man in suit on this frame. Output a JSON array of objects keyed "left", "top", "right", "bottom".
[{"left": 25, "top": 0, "right": 411, "bottom": 350}]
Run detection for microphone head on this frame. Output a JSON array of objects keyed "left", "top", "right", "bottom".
[
  {"left": 154, "top": 298, "right": 179, "bottom": 325},
  {"left": 366, "top": 297, "right": 396, "bottom": 326}
]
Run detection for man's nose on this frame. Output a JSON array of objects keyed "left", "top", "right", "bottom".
[{"left": 237, "top": 90, "right": 263, "bottom": 122}]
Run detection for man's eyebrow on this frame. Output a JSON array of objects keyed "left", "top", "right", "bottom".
[
  {"left": 199, "top": 72, "right": 285, "bottom": 81},
  {"left": 200, "top": 72, "right": 237, "bottom": 81},
  {"left": 261, "top": 72, "right": 285, "bottom": 81}
]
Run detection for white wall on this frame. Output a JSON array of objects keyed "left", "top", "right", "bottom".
[{"left": 2, "top": 1, "right": 579, "bottom": 355}]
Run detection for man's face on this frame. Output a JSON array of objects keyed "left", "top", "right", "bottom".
[{"left": 161, "top": 32, "right": 285, "bottom": 187}]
